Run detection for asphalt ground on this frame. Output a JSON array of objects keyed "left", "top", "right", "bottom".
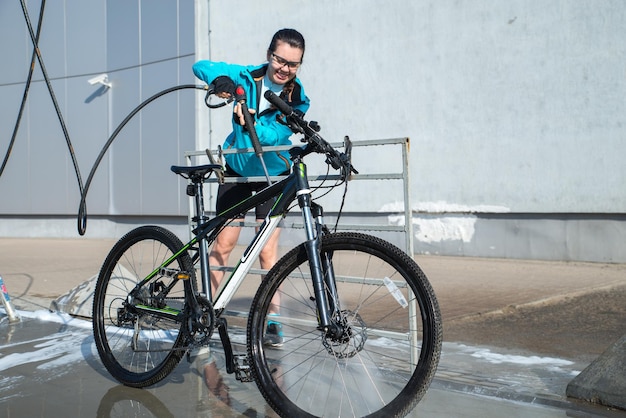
[{"left": 1, "top": 237, "right": 626, "bottom": 417}]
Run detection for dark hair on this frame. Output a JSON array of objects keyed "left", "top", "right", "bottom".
[{"left": 268, "top": 28, "right": 305, "bottom": 61}]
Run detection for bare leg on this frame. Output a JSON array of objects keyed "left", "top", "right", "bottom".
[
  {"left": 208, "top": 222, "right": 243, "bottom": 296},
  {"left": 258, "top": 222, "right": 281, "bottom": 314}
]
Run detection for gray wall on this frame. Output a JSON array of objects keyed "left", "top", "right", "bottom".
[
  {"left": 204, "top": 0, "right": 625, "bottom": 211},
  {"left": 0, "top": 0, "right": 624, "bottom": 262},
  {"left": 0, "top": 0, "right": 196, "bottom": 220}
]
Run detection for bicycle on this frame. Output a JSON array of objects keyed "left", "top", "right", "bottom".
[{"left": 92, "top": 83, "right": 442, "bottom": 417}]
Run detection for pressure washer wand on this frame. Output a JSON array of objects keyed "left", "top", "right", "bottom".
[{"left": 234, "top": 85, "right": 272, "bottom": 185}]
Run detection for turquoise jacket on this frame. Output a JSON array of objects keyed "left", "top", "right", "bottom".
[{"left": 192, "top": 61, "right": 310, "bottom": 177}]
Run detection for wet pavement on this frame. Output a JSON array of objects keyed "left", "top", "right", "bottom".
[
  {"left": 1, "top": 238, "right": 626, "bottom": 417},
  {"left": 1, "top": 309, "right": 623, "bottom": 417}
]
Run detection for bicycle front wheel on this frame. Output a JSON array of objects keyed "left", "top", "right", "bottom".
[
  {"left": 92, "top": 226, "right": 195, "bottom": 387},
  {"left": 247, "top": 232, "right": 442, "bottom": 417}
]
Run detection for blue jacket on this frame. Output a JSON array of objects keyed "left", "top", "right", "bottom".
[{"left": 192, "top": 61, "right": 310, "bottom": 177}]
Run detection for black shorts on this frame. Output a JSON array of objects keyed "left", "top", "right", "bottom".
[{"left": 215, "top": 165, "right": 287, "bottom": 219}]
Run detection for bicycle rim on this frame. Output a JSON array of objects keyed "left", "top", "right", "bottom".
[
  {"left": 247, "top": 232, "right": 442, "bottom": 417},
  {"left": 92, "top": 226, "right": 194, "bottom": 387}
]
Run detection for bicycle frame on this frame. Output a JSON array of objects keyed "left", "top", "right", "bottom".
[
  {"left": 188, "top": 169, "right": 293, "bottom": 304},
  {"left": 134, "top": 156, "right": 340, "bottom": 335},
  {"left": 194, "top": 163, "right": 299, "bottom": 304}
]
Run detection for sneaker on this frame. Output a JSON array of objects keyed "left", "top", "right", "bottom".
[{"left": 263, "top": 320, "right": 284, "bottom": 347}]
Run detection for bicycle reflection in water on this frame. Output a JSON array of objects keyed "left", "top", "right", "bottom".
[
  {"left": 197, "top": 347, "right": 280, "bottom": 417},
  {"left": 96, "top": 348, "right": 277, "bottom": 418}
]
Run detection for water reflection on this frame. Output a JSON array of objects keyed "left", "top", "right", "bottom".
[
  {"left": 203, "top": 356, "right": 231, "bottom": 406},
  {"left": 95, "top": 347, "right": 274, "bottom": 418},
  {"left": 96, "top": 386, "right": 175, "bottom": 418}
]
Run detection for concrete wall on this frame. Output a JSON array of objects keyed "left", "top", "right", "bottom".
[
  {"left": 0, "top": 0, "right": 624, "bottom": 262},
  {"left": 202, "top": 0, "right": 625, "bottom": 213}
]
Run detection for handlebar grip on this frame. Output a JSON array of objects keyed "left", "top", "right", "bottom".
[
  {"left": 235, "top": 86, "right": 263, "bottom": 156},
  {"left": 264, "top": 90, "right": 294, "bottom": 116}
]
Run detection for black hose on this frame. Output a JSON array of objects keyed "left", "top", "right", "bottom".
[
  {"left": 18, "top": 0, "right": 86, "bottom": 199},
  {"left": 76, "top": 84, "right": 207, "bottom": 235},
  {"left": 0, "top": 0, "right": 46, "bottom": 178},
  {"left": 3, "top": 0, "right": 208, "bottom": 236}
]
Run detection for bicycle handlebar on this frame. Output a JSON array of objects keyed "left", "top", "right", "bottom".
[
  {"left": 203, "top": 81, "right": 358, "bottom": 178},
  {"left": 264, "top": 90, "right": 358, "bottom": 177},
  {"left": 263, "top": 90, "right": 295, "bottom": 116}
]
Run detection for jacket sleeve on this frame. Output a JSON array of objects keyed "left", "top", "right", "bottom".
[
  {"left": 254, "top": 118, "right": 297, "bottom": 147},
  {"left": 192, "top": 61, "right": 246, "bottom": 85}
]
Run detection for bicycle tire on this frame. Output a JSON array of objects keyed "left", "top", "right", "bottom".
[
  {"left": 92, "top": 225, "right": 195, "bottom": 387},
  {"left": 247, "top": 232, "right": 442, "bottom": 417}
]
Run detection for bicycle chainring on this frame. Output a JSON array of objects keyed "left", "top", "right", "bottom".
[{"left": 185, "top": 295, "right": 215, "bottom": 346}]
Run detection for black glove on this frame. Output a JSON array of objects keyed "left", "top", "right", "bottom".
[{"left": 211, "top": 76, "right": 235, "bottom": 96}]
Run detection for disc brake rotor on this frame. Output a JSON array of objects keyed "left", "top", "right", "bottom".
[{"left": 322, "top": 310, "right": 367, "bottom": 358}]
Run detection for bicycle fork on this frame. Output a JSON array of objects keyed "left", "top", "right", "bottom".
[{"left": 296, "top": 165, "right": 342, "bottom": 338}]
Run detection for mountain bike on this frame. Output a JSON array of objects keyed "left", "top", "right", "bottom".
[{"left": 92, "top": 83, "right": 442, "bottom": 417}]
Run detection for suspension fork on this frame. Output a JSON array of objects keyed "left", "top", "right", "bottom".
[
  {"left": 313, "top": 202, "right": 340, "bottom": 313},
  {"left": 295, "top": 163, "right": 340, "bottom": 335}
]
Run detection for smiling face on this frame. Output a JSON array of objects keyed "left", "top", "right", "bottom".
[{"left": 266, "top": 40, "right": 303, "bottom": 85}]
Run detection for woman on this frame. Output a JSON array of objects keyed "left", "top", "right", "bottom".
[{"left": 192, "top": 28, "right": 309, "bottom": 346}]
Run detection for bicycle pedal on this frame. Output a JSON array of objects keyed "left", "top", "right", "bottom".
[{"left": 233, "top": 354, "right": 253, "bottom": 383}]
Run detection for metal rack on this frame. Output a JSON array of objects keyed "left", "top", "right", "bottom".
[{"left": 184, "top": 137, "right": 413, "bottom": 256}]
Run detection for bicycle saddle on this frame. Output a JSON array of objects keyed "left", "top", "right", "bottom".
[{"left": 170, "top": 164, "right": 222, "bottom": 181}]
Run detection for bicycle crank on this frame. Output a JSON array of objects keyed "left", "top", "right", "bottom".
[{"left": 185, "top": 295, "right": 215, "bottom": 346}]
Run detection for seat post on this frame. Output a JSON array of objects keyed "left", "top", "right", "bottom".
[
  {"left": 192, "top": 177, "right": 212, "bottom": 299},
  {"left": 192, "top": 177, "right": 209, "bottom": 229}
]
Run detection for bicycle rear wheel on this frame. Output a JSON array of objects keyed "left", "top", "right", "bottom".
[
  {"left": 247, "top": 232, "right": 442, "bottom": 418},
  {"left": 92, "top": 226, "right": 195, "bottom": 387}
]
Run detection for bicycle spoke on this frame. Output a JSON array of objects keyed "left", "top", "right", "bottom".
[{"left": 93, "top": 226, "right": 195, "bottom": 387}]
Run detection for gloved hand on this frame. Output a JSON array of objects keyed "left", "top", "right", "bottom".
[{"left": 211, "top": 76, "right": 235, "bottom": 98}]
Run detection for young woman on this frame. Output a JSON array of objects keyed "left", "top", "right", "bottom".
[{"left": 192, "top": 28, "right": 309, "bottom": 346}]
